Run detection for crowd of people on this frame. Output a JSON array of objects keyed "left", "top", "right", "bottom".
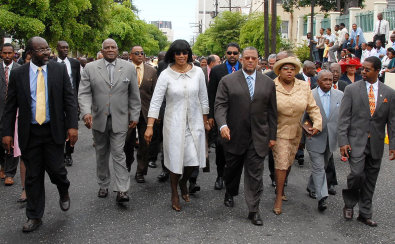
[{"left": 0, "top": 33, "right": 394, "bottom": 233}]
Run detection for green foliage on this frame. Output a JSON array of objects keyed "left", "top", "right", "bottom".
[
  {"left": 282, "top": 0, "right": 365, "bottom": 13},
  {"left": 294, "top": 42, "right": 311, "bottom": 63}
]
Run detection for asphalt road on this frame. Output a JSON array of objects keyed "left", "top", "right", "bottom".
[{"left": 0, "top": 121, "right": 394, "bottom": 244}]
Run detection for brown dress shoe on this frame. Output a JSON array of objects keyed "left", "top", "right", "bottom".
[
  {"left": 357, "top": 216, "right": 377, "bottom": 227},
  {"left": 4, "top": 177, "right": 14, "bottom": 186},
  {"left": 59, "top": 193, "right": 70, "bottom": 211},
  {"left": 22, "top": 219, "right": 42, "bottom": 232},
  {"left": 343, "top": 207, "right": 353, "bottom": 220}
]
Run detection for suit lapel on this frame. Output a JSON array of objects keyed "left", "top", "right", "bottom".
[
  {"left": 111, "top": 59, "right": 123, "bottom": 88},
  {"left": 359, "top": 81, "right": 370, "bottom": 114},
  {"left": 328, "top": 88, "right": 338, "bottom": 121},
  {"left": 47, "top": 63, "right": 53, "bottom": 106},
  {"left": 97, "top": 59, "right": 112, "bottom": 87},
  {"left": 0, "top": 62, "right": 5, "bottom": 85},
  {"left": 236, "top": 71, "right": 251, "bottom": 100}
]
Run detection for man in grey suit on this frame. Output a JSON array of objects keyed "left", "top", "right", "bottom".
[
  {"left": 305, "top": 70, "right": 343, "bottom": 211},
  {"left": 78, "top": 39, "right": 141, "bottom": 203},
  {"left": 215, "top": 47, "right": 277, "bottom": 226},
  {"left": 338, "top": 56, "right": 395, "bottom": 227},
  {"left": 0, "top": 43, "right": 21, "bottom": 185}
]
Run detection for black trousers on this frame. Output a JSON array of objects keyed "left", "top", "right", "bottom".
[
  {"left": 64, "top": 140, "right": 74, "bottom": 156},
  {"left": 124, "top": 126, "right": 136, "bottom": 172},
  {"left": 268, "top": 150, "right": 275, "bottom": 181},
  {"left": 22, "top": 123, "right": 70, "bottom": 219},
  {"left": 215, "top": 133, "right": 226, "bottom": 177},
  {"left": 0, "top": 148, "right": 19, "bottom": 177},
  {"left": 136, "top": 115, "right": 150, "bottom": 175},
  {"left": 326, "top": 154, "right": 338, "bottom": 186},
  {"left": 318, "top": 48, "right": 324, "bottom": 62},
  {"left": 342, "top": 139, "right": 381, "bottom": 219},
  {"left": 148, "top": 120, "right": 162, "bottom": 162}
]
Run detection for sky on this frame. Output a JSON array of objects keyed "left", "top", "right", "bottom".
[{"left": 133, "top": 0, "right": 197, "bottom": 42}]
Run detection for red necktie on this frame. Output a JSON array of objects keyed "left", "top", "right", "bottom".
[
  {"left": 232, "top": 66, "right": 236, "bottom": 73},
  {"left": 308, "top": 77, "right": 311, "bottom": 86},
  {"left": 333, "top": 84, "right": 337, "bottom": 89}
]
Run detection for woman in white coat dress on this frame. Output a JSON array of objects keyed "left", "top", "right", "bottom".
[{"left": 145, "top": 40, "right": 210, "bottom": 211}]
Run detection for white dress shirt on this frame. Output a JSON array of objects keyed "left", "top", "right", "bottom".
[
  {"left": 57, "top": 57, "right": 72, "bottom": 85},
  {"left": 366, "top": 80, "right": 379, "bottom": 106},
  {"left": 325, "top": 34, "right": 336, "bottom": 44},
  {"left": 339, "top": 28, "right": 349, "bottom": 45},
  {"left": 374, "top": 19, "right": 390, "bottom": 40}
]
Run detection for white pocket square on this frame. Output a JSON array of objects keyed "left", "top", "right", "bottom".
[{"left": 122, "top": 78, "right": 130, "bottom": 83}]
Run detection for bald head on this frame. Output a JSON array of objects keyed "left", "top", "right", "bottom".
[{"left": 26, "top": 36, "right": 50, "bottom": 66}]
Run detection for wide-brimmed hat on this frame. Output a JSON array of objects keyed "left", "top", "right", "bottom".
[
  {"left": 338, "top": 58, "right": 362, "bottom": 73},
  {"left": 273, "top": 57, "right": 302, "bottom": 76}
]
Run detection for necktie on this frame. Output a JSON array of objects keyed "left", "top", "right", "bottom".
[
  {"left": 378, "top": 20, "right": 381, "bottom": 35},
  {"left": 333, "top": 83, "right": 337, "bottom": 89},
  {"left": 231, "top": 66, "right": 236, "bottom": 73},
  {"left": 246, "top": 76, "right": 254, "bottom": 100},
  {"left": 307, "top": 77, "right": 311, "bottom": 87},
  {"left": 36, "top": 67, "right": 46, "bottom": 125},
  {"left": 4, "top": 66, "right": 9, "bottom": 86},
  {"left": 323, "top": 94, "right": 330, "bottom": 118},
  {"left": 136, "top": 66, "right": 141, "bottom": 87},
  {"left": 107, "top": 63, "right": 114, "bottom": 85},
  {"left": 368, "top": 85, "right": 375, "bottom": 116}
]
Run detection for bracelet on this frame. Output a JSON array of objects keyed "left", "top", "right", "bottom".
[{"left": 147, "top": 124, "right": 154, "bottom": 127}]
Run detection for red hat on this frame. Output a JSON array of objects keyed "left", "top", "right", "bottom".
[{"left": 339, "top": 58, "right": 362, "bottom": 73}]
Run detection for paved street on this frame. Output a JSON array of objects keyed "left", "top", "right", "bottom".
[{"left": 0, "top": 121, "right": 394, "bottom": 243}]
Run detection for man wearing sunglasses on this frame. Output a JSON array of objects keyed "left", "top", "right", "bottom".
[
  {"left": 208, "top": 43, "right": 241, "bottom": 190},
  {"left": 126, "top": 46, "right": 158, "bottom": 183}
]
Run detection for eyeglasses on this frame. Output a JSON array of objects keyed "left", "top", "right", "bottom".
[
  {"left": 34, "top": 48, "right": 51, "bottom": 53},
  {"left": 227, "top": 51, "right": 239, "bottom": 56},
  {"left": 175, "top": 51, "right": 188, "bottom": 56},
  {"left": 133, "top": 51, "right": 144, "bottom": 56},
  {"left": 243, "top": 56, "right": 257, "bottom": 61},
  {"left": 281, "top": 67, "right": 296, "bottom": 71}
]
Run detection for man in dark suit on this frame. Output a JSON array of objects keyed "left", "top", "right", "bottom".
[
  {"left": 208, "top": 42, "right": 241, "bottom": 190},
  {"left": 330, "top": 63, "right": 348, "bottom": 92},
  {"left": 52, "top": 41, "right": 81, "bottom": 167},
  {"left": 0, "top": 43, "right": 21, "bottom": 185},
  {"left": 338, "top": 56, "right": 395, "bottom": 227},
  {"left": 126, "top": 46, "right": 157, "bottom": 183},
  {"left": 2, "top": 37, "right": 78, "bottom": 232},
  {"left": 215, "top": 47, "right": 277, "bottom": 226}
]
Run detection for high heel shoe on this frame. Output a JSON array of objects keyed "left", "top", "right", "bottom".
[
  {"left": 179, "top": 181, "right": 190, "bottom": 202},
  {"left": 171, "top": 196, "right": 181, "bottom": 211},
  {"left": 273, "top": 208, "right": 282, "bottom": 215}
]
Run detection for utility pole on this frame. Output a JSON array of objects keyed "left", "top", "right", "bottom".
[
  {"left": 215, "top": 0, "right": 218, "bottom": 17},
  {"left": 271, "top": 0, "right": 277, "bottom": 53},
  {"left": 264, "top": 0, "right": 269, "bottom": 58},
  {"left": 229, "top": 0, "right": 232, "bottom": 11},
  {"left": 310, "top": 0, "right": 315, "bottom": 60}
]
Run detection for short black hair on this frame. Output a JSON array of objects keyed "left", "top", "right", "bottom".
[
  {"left": 327, "top": 28, "right": 331, "bottom": 32},
  {"left": 364, "top": 56, "right": 381, "bottom": 71},
  {"left": 226, "top": 42, "right": 240, "bottom": 52},
  {"left": 387, "top": 47, "right": 394, "bottom": 52},
  {"left": 340, "top": 23, "right": 345, "bottom": 27},
  {"left": 164, "top": 39, "right": 193, "bottom": 64},
  {"left": 1, "top": 43, "right": 14, "bottom": 52},
  {"left": 207, "top": 55, "right": 216, "bottom": 65},
  {"left": 389, "top": 49, "right": 395, "bottom": 56},
  {"left": 367, "top": 42, "right": 375, "bottom": 48},
  {"left": 335, "top": 25, "right": 340, "bottom": 28}
]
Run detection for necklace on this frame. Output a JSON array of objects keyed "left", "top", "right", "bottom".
[{"left": 172, "top": 64, "right": 191, "bottom": 73}]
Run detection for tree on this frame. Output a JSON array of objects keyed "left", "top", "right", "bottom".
[{"left": 282, "top": 0, "right": 364, "bottom": 14}]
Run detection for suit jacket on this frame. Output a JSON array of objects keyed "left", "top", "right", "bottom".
[
  {"left": 139, "top": 63, "right": 157, "bottom": 123},
  {"left": 335, "top": 79, "right": 348, "bottom": 92},
  {"left": 2, "top": 62, "right": 78, "bottom": 152},
  {"left": 52, "top": 57, "right": 81, "bottom": 93},
  {"left": 157, "top": 60, "right": 168, "bottom": 77},
  {"left": 214, "top": 70, "right": 277, "bottom": 157},
  {"left": 0, "top": 61, "right": 21, "bottom": 131},
  {"left": 265, "top": 70, "right": 306, "bottom": 84},
  {"left": 339, "top": 73, "right": 362, "bottom": 85},
  {"left": 208, "top": 63, "right": 229, "bottom": 119},
  {"left": 78, "top": 58, "right": 141, "bottom": 133},
  {"left": 201, "top": 66, "right": 208, "bottom": 86},
  {"left": 338, "top": 80, "right": 395, "bottom": 159},
  {"left": 298, "top": 73, "right": 318, "bottom": 89},
  {"left": 305, "top": 88, "right": 344, "bottom": 153}
]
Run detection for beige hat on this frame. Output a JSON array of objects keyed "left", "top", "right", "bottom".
[{"left": 273, "top": 57, "right": 302, "bottom": 76}]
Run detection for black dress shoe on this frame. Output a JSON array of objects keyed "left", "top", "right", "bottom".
[
  {"left": 214, "top": 177, "right": 224, "bottom": 190},
  {"left": 248, "top": 212, "right": 263, "bottom": 226},
  {"left": 157, "top": 171, "right": 169, "bottom": 182},
  {"left": 224, "top": 193, "right": 234, "bottom": 207},
  {"left": 98, "top": 188, "right": 108, "bottom": 198},
  {"left": 343, "top": 207, "right": 353, "bottom": 220},
  {"left": 64, "top": 155, "right": 73, "bottom": 167},
  {"left": 328, "top": 185, "right": 337, "bottom": 195},
  {"left": 318, "top": 197, "right": 327, "bottom": 212},
  {"left": 357, "top": 216, "right": 377, "bottom": 227},
  {"left": 271, "top": 180, "right": 276, "bottom": 187},
  {"left": 22, "top": 219, "right": 42, "bottom": 233},
  {"left": 135, "top": 174, "right": 145, "bottom": 183},
  {"left": 116, "top": 191, "right": 129, "bottom": 203},
  {"left": 59, "top": 193, "right": 70, "bottom": 211},
  {"left": 189, "top": 183, "right": 201, "bottom": 194},
  {"left": 298, "top": 158, "right": 304, "bottom": 166},
  {"left": 148, "top": 161, "right": 157, "bottom": 168},
  {"left": 306, "top": 188, "right": 317, "bottom": 199}
]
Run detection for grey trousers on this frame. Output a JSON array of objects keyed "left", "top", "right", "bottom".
[
  {"left": 92, "top": 117, "right": 130, "bottom": 192},
  {"left": 307, "top": 144, "right": 332, "bottom": 201},
  {"left": 342, "top": 140, "right": 381, "bottom": 219}
]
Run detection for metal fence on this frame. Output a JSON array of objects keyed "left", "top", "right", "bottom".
[
  {"left": 383, "top": 8, "right": 395, "bottom": 30},
  {"left": 321, "top": 18, "right": 330, "bottom": 30},
  {"left": 356, "top": 11, "right": 374, "bottom": 32},
  {"left": 303, "top": 20, "right": 316, "bottom": 36},
  {"left": 336, "top": 14, "right": 349, "bottom": 29}
]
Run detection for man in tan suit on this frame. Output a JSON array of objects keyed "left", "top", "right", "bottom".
[{"left": 127, "top": 46, "right": 158, "bottom": 183}]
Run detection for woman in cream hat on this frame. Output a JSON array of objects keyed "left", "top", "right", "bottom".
[{"left": 271, "top": 57, "right": 322, "bottom": 215}]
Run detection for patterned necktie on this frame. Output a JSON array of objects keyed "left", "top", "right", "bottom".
[
  {"left": 107, "top": 63, "right": 114, "bottom": 85},
  {"left": 368, "top": 85, "right": 375, "bottom": 116},
  {"left": 307, "top": 77, "right": 311, "bottom": 87},
  {"left": 231, "top": 66, "right": 236, "bottom": 73},
  {"left": 36, "top": 67, "right": 46, "bottom": 125},
  {"left": 333, "top": 83, "right": 337, "bottom": 89},
  {"left": 378, "top": 20, "right": 381, "bottom": 35},
  {"left": 246, "top": 76, "right": 254, "bottom": 100},
  {"left": 4, "top": 66, "right": 9, "bottom": 86},
  {"left": 136, "top": 66, "right": 141, "bottom": 87}
]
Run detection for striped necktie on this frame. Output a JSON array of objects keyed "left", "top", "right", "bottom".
[
  {"left": 246, "top": 76, "right": 254, "bottom": 100},
  {"left": 231, "top": 66, "right": 236, "bottom": 73}
]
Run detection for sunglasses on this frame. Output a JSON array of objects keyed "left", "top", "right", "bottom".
[
  {"left": 281, "top": 67, "right": 296, "bottom": 71},
  {"left": 227, "top": 51, "right": 239, "bottom": 56},
  {"left": 133, "top": 51, "right": 144, "bottom": 56},
  {"left": 175, "top": 51, "right": 189, "bottom": 56}
]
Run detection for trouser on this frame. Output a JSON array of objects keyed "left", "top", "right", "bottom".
[
  {"left": 93, "top": 117, "right": 130, "bottom": 192},
  {"left": 318, "top": 48, "right": 325, "bottom": 62},
  {"left": 373, "top": 34, "right": 386, "bottom": 47},
  {"left": 0, "top": 148, "right": 19, "bottom": 177},
  {"left": 148, "top": 120, "right": 162, "bottom": 162},
  {"left": 329, "top": 44, "right": 340, "bottom": 62},
  {"left": 307, "top": 144, "right": 332, "bottom": 201},
  {"left": 268, "top": 150, "right": 275, "bottom": 181},
  {"left": 224, "top": 140, "right": 265, "bottom": 213},
  {"left": 312, "top": 50, "right": 320, "bottom": 62},
  {"left": 215, "top": 134, "right": 226, "bottom": 177},
  {"left": 326, "top": 154, "right": 338, "bottom": 186},
  {"left": 136, "top": 114, "right": 149, "bottom": 175},
  {"left": 64, "top": 140, "right": 74, "bottom": 156},
  {"left": 22, "top": 123, "right": 69, "bottom": 219},
  {"left": 342, "top": 139, "right": 381, "bottom": 219}
]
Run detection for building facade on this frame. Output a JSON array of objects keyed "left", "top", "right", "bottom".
[{"left": 150, "top": 21, "right": 174, "bottom": 42}]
